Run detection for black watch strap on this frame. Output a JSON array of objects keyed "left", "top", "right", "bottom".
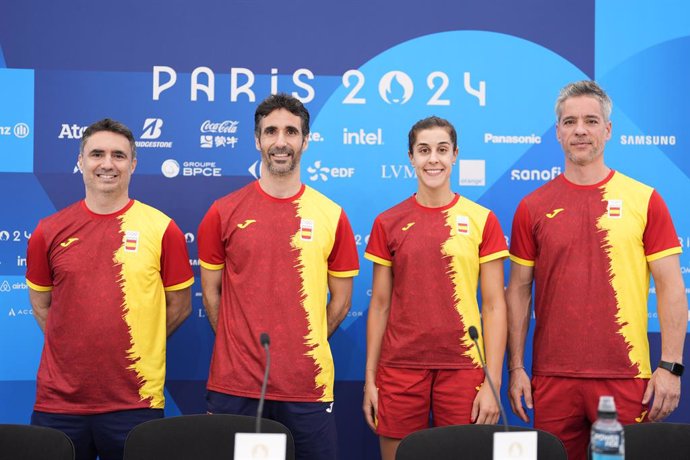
[{"left": 659, "top": 360, "right": 684, "bottom": 377}]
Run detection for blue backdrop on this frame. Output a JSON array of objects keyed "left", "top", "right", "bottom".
[{"left": 1, "top": 1, "right": 688, "bottom": 458}]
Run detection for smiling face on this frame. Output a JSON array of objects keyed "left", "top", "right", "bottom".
[
  {"left": 556, "top": 95, "right": 612, "bottom": 168},
  {"left": 78, "top": 130, "right": 137, "bottom": 204},
  {"left": 255, "top": 108, "right": 308, "bottom": 178},
  {"left": 409, "top": 126, "right": 458, "bottom": 193}
]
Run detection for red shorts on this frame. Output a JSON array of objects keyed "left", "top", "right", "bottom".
[
  {"left": 532, "top": 376, "right": 649, "bottom": 460},
  {"left": 375, "top": 365, "right": 485, "bottom": 439}
]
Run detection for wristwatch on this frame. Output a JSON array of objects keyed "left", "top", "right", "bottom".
[{"left": 658, "top": 360, "right": 684, "bottom": 377}]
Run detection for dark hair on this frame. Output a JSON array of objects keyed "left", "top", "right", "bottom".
[
  {"left": 408, "top": 116, "right": 457, "bottom": 153},
  {"left": 254, "top": 93, "right": 310, "bottom": 138},
  {"left": 555, "top": 80, "right": 612, "bottom": 122},
  {"left": 80, "top": 118, "right": 137, "bottom": 159}
]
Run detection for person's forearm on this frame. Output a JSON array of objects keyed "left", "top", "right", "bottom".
[
  {"left": 365, "top": 305, "right": 389, "bottom": 384},
  {"left": 482, "top": 304, "right": 507, "bottom": 387},
  {"left": 506, "top": 284, "right": 531, "bottom": 369}
]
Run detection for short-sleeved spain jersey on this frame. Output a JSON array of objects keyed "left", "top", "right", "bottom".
[
  {"left": 26, "top": 200, "right": 194, "bottom": 414},
  {"left": 197, "top": 182, "right": 359, "bottom": 402},
  {"left": 364, "top": 194, "right": 509, "bottom": 368},
  {"left": 510, "top": 171, "right": 681, "bottom": 378}
]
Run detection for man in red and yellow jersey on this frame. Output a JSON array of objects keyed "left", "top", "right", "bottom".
[
  {"left": 26, "top": 119, "right": 194, "bottom": 460},
  {"left": 507, "top": 81, "right": 687, "bottom": 460},
  {"left": 198, "top": 94, "right": 359, "bottom": 460}
]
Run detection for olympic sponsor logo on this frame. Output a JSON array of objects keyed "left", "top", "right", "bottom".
[
  {"left": 619, "top": 134, "right": 676, "bottom": 146},
  {"left": 381, "top": 164, "right": 416, "bottom": 180},
  {"left": 343, "top": 128, "right": 383, "bottom": 145},
  {"left": 137, "top": 118, "right": 173, "bottom": 148},
  {"left": 1, "top": 123, "right": 30, "bottom": 139},
  {"left": 306, "top": 160, "right": 355, "bottom": 182},
  {"left": 7, "top": 307, "right": 34, "bottom": 317},
  {"left": 200, "top": 120, "right": 239, "bottom": 149},
  {"left": 161, "top": 159, "right": 180, "bottom": 178},
  {"left": 484, "top": 133, "right": 541, "bottom": 144},
  {"left": 58, "top": 123, "right": 88, "bottom": 139},
  {"left": 161, "top": 159, "right": 222, "bottom": 178},
  {"left": 459, "top": 159, "right": 485, "bottom": 186},
  {"left": 152, "top": 66, "right": 485, "bottom": 106},
  {"left": 0, "top": 280, "right": 28, "bottom": 293},
  {"left": 510, "top": 167, "right": 562, "bottom": 181}
]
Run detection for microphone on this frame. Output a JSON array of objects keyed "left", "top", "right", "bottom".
[
  {"left": 468, "top": 326, "right": 509, "bottom": 432},
  {"left": 256, "top": 332, "right": 271, "bottom": 433}
]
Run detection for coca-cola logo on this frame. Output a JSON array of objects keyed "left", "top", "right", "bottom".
[{"left": 200, "top": 120, "right": 239, "bottom": 134}]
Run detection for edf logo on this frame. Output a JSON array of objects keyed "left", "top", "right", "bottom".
[
  {"left": 141, "top": 118, "right": 164, "bottom": 139},
  {"left": 306, "top": 161, "right": 355, "bottom": 182}
]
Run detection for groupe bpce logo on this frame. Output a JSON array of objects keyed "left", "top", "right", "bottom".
[{"left": 161, "top": 159, "right": 180, "bottom": 178}]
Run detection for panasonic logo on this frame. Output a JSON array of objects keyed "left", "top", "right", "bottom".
[{"left": 485, "top": 133, "right": 541, "bottom": 144}]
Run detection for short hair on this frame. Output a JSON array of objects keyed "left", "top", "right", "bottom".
[
  {"left": 254, "top": 93, "right": 310, "bottom": 138},
  {"left": 80, "top": 118, "right": 137, "bottom": 159},
  {"left": 408, "top": 116, "right": 458, "bottom": 153},
  {"left": 555, "top": 80, "right": 612, "bottom": 122}
]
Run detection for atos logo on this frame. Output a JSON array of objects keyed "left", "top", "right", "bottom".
[
  {"left": 141, "top": 118, "right": 164, "bottom": 139},
  {"left": 58, "top": 123, "right": 88, "bottom": 139},
  {"left": 307, "top": 161, "right": 355, "bottom": 182}
]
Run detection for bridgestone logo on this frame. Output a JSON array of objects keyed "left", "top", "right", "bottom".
[{"left": 135, "top": 141, "right": 173, "bottom": 148}]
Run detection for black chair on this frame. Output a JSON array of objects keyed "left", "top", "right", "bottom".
[
  {"left": 396, "top": 425, "right": 567, "bottom": 460},
  {"left": 0, "top": 424, "right": 75, "bottom": 460},
  {"left": 623, "top": 422, "right": 690, "bottom": 460},
  {"left": 123, "top": 414, "right": 295, "bottom": 460}
]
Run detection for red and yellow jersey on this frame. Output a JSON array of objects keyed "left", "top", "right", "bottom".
[
  {"left": 26, "top": 200, "right": 194, "bottom": 414},
  {"left": 364, "top": 194, "right": 509, "bottom": 368},
  {"left": 198, "top": 182, "right": 359, "bottom": 402},
  {"left": 510, "top": 171, "right": 681, "bottom": 378}
]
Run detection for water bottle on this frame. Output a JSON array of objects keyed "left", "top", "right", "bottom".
[{"left": 590, "top": 395, "right": 625, "bottom": 459}]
